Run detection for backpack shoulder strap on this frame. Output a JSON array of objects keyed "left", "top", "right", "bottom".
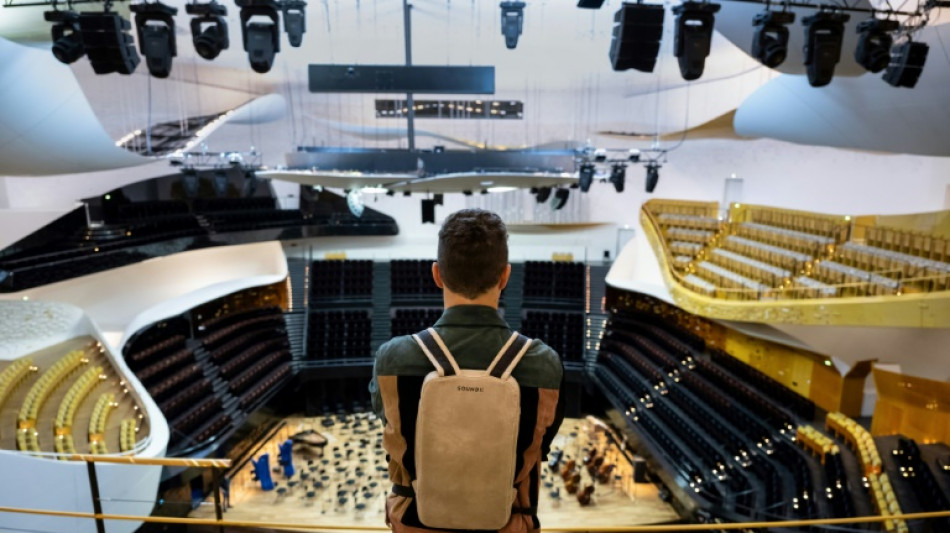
[
  {"left": 486, "top": 332, "right": 533, "bottom": 380},
  {"left": 412, "top": 328, "right": 461, "bottom": 377}
]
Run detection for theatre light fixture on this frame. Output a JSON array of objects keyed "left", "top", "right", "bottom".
[
  {"left": 237, "top": 0, "right": 281, "bottom": 73},
  {"left": 45, "top": 10, "right": 84, "bottom": 64},
  {"left": 802, "top": 11, "right": 850, "bottom": 87},
  {"left": 645, "top": 163, "right": 661, "bottom": 193},
  {"left": 283, "top": 0, "right": 306, "bottom": 47},
  {"left": 752, "top": 10, "right": 794, "bottom": 68},
  {"left": 855, "top": 18, "right": 898, "bottom": 73},
  {"left": 578, "top": 162, "right": 596, "bottom": 192},
  {"left": 186, "top": 1, "right": 230, "bottom": 60},
  {"left": 672, "top": 1, "right": 721, "bottom": 81},
  {"left": 500, "top": 1, "right": 526, "bottom": 49},
  {"left": 609, "top": 163, "right": 626, "bottom": 193},
  {"left": 551, "top": 188, "right": 570, "bottom": 210},
  {"left": 131, "top": 1, "right": 178, "bottom": 79}
]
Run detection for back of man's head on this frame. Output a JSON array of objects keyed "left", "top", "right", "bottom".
[{"left": 437, "top": 209, "right": 508, "bottom": 299}]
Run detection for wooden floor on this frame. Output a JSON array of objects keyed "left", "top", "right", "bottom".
[
  {"left": 191, "top": 414, "right": 680, "bottom": 529},
  {"left": 0, "top": 336, "right": 149, "bottom": 455}
]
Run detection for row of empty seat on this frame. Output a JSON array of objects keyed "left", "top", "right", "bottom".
[
  {"left": 647, "top": 200, "right": 950, "bottom": 300},
  {"left": 310, "top": 260, "right": 374, "bottom": 299},
  {"left": 54, "top": 365, "right": 104, "bottom": 434},
  {"left": 523, "top": 261, "right": 585, "bottom": 301},
  {"left": 124, "top": 305, "right": 293, "bottom": 453},
  {"left": 595, "top": 313, "right": 878, "bottom": 523},
  {"left": 18, "top": 350, "right": 87, "bottom": 430},
  {"left": 391, "top": 260, "right": 440, "bottom": 296},
  {"left": 521, "top": 311, "right": 585, "bottom": 362},
  {"left": 307, "top": 310, "right": 372, "bottom": 360},
  {"left": 391, "top": 308, "right": 443, "bottom": 338}
]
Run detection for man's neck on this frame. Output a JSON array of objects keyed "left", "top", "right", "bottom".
[{"left": 442, "top": 291, "right": 500, "bottom": 310}]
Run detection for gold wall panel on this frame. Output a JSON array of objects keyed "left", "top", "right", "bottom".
[
  {"left": 871, "top": 368, "right": 950, "bottom": 444},
  {"left": 191, "top": 279, "right": 290, "bottom": 323}
]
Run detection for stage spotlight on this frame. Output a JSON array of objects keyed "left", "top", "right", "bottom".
[
  {"left": 551, "top": 188, "right": 570, "bottom": 211},
  {"left": 859, "top": 25, "right": 900, "bottom": 75},
  {"left": 578, "top": 162, "right": 595, "bottom": 192},
  {"left": 44, "top": 10, "right": 85, "bottom": 64},
  {"left": 610, "top": 163, "right": 626, "bottom": 193},
  {"left": 77, "top": 11, "right": 140, "bottom": 75},
  {"left": 500, "top": 1, "right": 526, "bottom": 50},
  {"left": 802, "top": 11, "right": 850, "bottom": 87},
  {"left": 672, "top": 2, "right": 721, "bottom": 81},
  {"left": 628, "top": 149, "right": 641, "bottom": 163},
  {"left": 237, "top": 0, "right": 281, "bottom": 73},
  {"left": 535, "top": 187, "right": 552, "bottom": 203},
  {"left": 752, "top": 10, "right": 794, "bottom": 68},
  {"left": 645, "top": 163, "right": 661, "bottom": 193},
  {"left": 282, "top": 0, "right": 306, "bottom": 47},
  {"left": 186, "top": 1, "right": 229, "bottom": 60},
  {"left": 131, "top": 2, "right": 178, "bottom": 79},
  {"left": 855, "top": 19, "right": 898, "bottom": 73},
  {"left": 883, "top": 40, "right": 929, "bottom": 88}
]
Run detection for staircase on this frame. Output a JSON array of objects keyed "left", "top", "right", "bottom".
[
  {"left": 586, "top": 264, "right": 612, "bottom": 370},
  {"left": 284, "top": 312, "right": 307, "bottom": 364},
  {"left": 503, "top": 262, "right": 525, "bottom": 332},
  {"left": 370, "top": 261, "right": 393, "bottom": 353}
]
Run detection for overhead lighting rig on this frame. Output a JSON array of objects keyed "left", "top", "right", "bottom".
[
  {"left": 236, "top": 0, "right": 281, "bottom": 73},
  {"left": 130, "top": 1, "right": 178, "bottom": 78},
  {"left": 752, "top": 9, "right": 794, "bottom": 68},
  {"left": 186, "top": 1, "right": 230, "bottom": 60},
  {"left": 578, "top": 162, "right": 596, "bottom": 192},
  {"left": 855, "top": 18, "right": 898, "bottom": 73},
  {"left": 500, "top": 1, "right": 526, "bottom": 49},
  {"left": 801, "top": 10, "right": 850, "bottom": 87},
  {"left": 282, "top": 0, "right": 307, "bottom": 47},
  {"left": 672, "top": 1, "right": 721, "bottom": 81},
  {"left": 645, "top": 162, "right": 661, "bottom": 193},
  {"left": 44, "top": 10, "right": 84, "bottom": 64}
]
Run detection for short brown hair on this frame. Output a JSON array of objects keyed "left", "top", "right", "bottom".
[{"left": 437, "top": 209, "right": 509, "bottom": 299}]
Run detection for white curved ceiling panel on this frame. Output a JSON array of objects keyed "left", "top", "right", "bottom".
[
  {"left": 734, "top": 23, "right": 950, "bottom": 156},
  {"left": 0, "top": 37, "right": 149, "bottom": 176}
]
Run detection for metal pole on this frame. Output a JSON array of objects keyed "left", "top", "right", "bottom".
[
  {"left": 211, "top": 467, "right": 225, "bottom": 533},
  {"left": 85, "top": 461, "right": 106, "bottom": 533},
  {"left": 403, "top": 0, "right": 415, "bottom": 152}
]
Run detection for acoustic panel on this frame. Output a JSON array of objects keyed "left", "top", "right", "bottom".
[{"left": 309, "top": 65, "right": 495, "bottom": 94}]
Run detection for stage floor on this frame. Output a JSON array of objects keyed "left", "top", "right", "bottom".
[{"left": 190, "top": 413, "right": 681, "bottom": 530}]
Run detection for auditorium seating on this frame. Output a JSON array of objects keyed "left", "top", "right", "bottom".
[
  {"left": 308, "top": 310, "right": 372, "bottom": 360},
  {"left": 521, "top": 311, "right": 585, "bottom": 362},
  {"left": 18, "top": 350, "right": 87, "bottom": 430},
  {"left": 119, "top": 419, "right": 137, "bottom": 452},
  {"left": 310, "top": 260, "right": 374, "bottom": 300},
  {"left": 644, "top": 200, "right": 950, "bottom": 302},
  {"left": 391, "top": 260, "right": 440, "bottom": 296},
  {"left": 0, "top": 358, "right": 34, "bottom": 414},
  {"left": 523, "top": 261, "right": 585, "bottom": 301},
  {"left": 240, "top": 365, "right": 292, "bottom": 409},
  {"left": 709, "top": 350, "right": 815, "bottom": 419},
  {"left": 391, "top": 308, "right": 443, "bottom": 337},
  {"left": 890, "top": 438, "right": 950, "bottom": 529},
  {"left": 594, "top": 313, "right": 875, "bottom": 523},
  {"left": 54, "top": 365, "right": 104, "bottom": 434},
  {"left": 88, "top": 393, "right": 116, "bottom": 454}
]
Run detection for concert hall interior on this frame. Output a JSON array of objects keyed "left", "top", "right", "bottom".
[{"left": 0, "top": 1, "right": 949, "bottom": 532}]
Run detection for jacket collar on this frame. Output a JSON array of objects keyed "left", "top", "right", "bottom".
[{"left": 433, "top": 305, "right": 509, "bottom": 328}]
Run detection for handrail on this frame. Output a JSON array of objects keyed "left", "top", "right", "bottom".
[
  {"left": 0, "top": 504, "right": 948, "bottom": 532},
  {"left": 64, "top": 454, "right": 231, "bottom": 468}
]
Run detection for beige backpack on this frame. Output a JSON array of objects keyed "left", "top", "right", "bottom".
[{"left": 410, "top": 328, "right": 532, "bottom": 530}]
